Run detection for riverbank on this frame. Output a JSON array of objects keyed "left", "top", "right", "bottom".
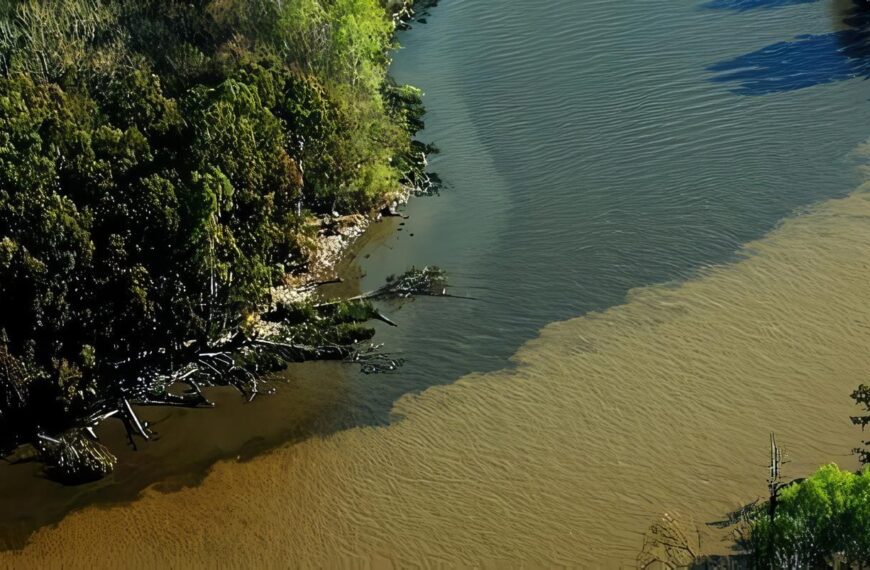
[
  {"left": 5, "top": 0, "right": 870, "bottom": 565},
  {"left": 0, "top": 0, "right": 443, "bottom": 547},
  {"left": 0, "top": 0, "right": 437, "bottom": 481},
  {"left": 0, "top": 209, "right": 407, "bottom": 550},
  {"left": 3, "top": 180, "right": 868, "bottom": 567}
]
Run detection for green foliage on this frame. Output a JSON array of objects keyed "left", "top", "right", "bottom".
[
  {"left": 266, "top": 300, "right": 378, "bottom": 349},
  {"left": 0, "top": 0, "right": 124, "bottom": 82},
  {"left": 0, "top": 0, "right": 426, "bottom": 434},
  {"left": 745, "top": 464, "right": 870, "bottom": 567},
  {"left": 321, "top": 299, "right": 379, "bottom": 323}
]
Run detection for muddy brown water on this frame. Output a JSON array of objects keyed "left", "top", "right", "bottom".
[
  {"left": 3, "top": 172, "right": 869, "bottom": 568},
  {"left": 5, "top": 0, "right": 870, "bottom": 567}
]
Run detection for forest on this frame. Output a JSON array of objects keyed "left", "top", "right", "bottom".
[{"left": 0, "top": 0, "right": 429, "bottom": 476}]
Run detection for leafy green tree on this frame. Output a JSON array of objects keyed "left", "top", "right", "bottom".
[
  {"left": 0, "top": 0, "right": 427, "bottom": 446},
  {"left": 746, "top": 464, "right": 870, "bottom": 567}
]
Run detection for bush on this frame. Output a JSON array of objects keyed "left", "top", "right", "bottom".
[{"left": 745, "top": 464, "right": 870, "bottom": 567}]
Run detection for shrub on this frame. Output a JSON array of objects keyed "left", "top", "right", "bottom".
[{"left": 745, "top": 464, "right": 870, "bottom": 567}]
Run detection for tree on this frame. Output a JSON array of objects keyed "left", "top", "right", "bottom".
[
  {"left": 745, "top": 464, "right": 870, "bottom": 567},
  {"left": 0, "top": 0, "right": 430, "bottom": 462}
]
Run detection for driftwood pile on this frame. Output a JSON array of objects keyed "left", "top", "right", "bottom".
[
  {"left": 35, "top": 429, "right": 117, "bottom": 484},
  {"left": 344, "top": 265, "right": 448, "bottom": 302},
  {"left": 1, "top": 267, "right": 449, "bottom": 483}
]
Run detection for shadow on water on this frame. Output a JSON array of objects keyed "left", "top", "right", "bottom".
[
  {"left": 704, "top": 0, "right": 818, "bottom": 11},
  {"left": 708, "top": 0, "right": 870, "bottom": 94}
]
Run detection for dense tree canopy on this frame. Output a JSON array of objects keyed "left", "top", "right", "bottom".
[{"left": 0, "top": 0, "right": 423, "bottom": 437}]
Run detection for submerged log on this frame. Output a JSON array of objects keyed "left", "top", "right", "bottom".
[{"left": 373, "top": 310, "right": 399, "bottom": 327}]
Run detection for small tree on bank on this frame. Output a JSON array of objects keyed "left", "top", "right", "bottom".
[{"left": 745, "top": 464, "right": 870, "bottom": 567}]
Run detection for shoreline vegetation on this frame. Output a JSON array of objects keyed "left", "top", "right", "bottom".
[
  {"left": 0, "top": 0, "right": 867, "bottom": 566},
  {"left": 640, "top": 389, "right": 870, "bottom": 568},
  {"left": 0, "top": 0, "right": 441, "bottom": 482}
]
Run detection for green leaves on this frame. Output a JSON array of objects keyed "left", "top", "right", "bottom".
[
  {"left": 747, "top": 464, "right": 870, "bottom": 567},
  {"left": 0, "top": 0, "right": 424, "bottom": 437}
]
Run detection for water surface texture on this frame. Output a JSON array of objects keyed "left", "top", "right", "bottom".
[
  {"left": 6, "top": 168, "right": 870, "bottom": 567},
  {"left": 6, "top": 0, "right": 870, "bottom": 566},
  {"left": 336, "top": 0, "right": 870, "bottom": 427}
]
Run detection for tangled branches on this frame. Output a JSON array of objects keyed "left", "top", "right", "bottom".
[
  {"left": 346, "top": 344, "right": 404, "bottom": 374},
  {"left": 369, "top": 266, "right": 448, "bottom": 299},
  {"left": 637, "top": 513, "right": 700, "bottom": 569},
  {"left": 35, "top": 429, "right": 117, "bottom": 484},
  {"left": 1, "top": 267, "right": 449, "bottom": 483}
]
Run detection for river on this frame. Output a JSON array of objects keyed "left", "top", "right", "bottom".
[{"left": 3, "top": 0, "right": 870, "bottom": 566}]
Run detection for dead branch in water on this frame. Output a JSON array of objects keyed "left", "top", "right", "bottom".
[{"left": 1, "top": 267, "right": 452, "bottom": 483}]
